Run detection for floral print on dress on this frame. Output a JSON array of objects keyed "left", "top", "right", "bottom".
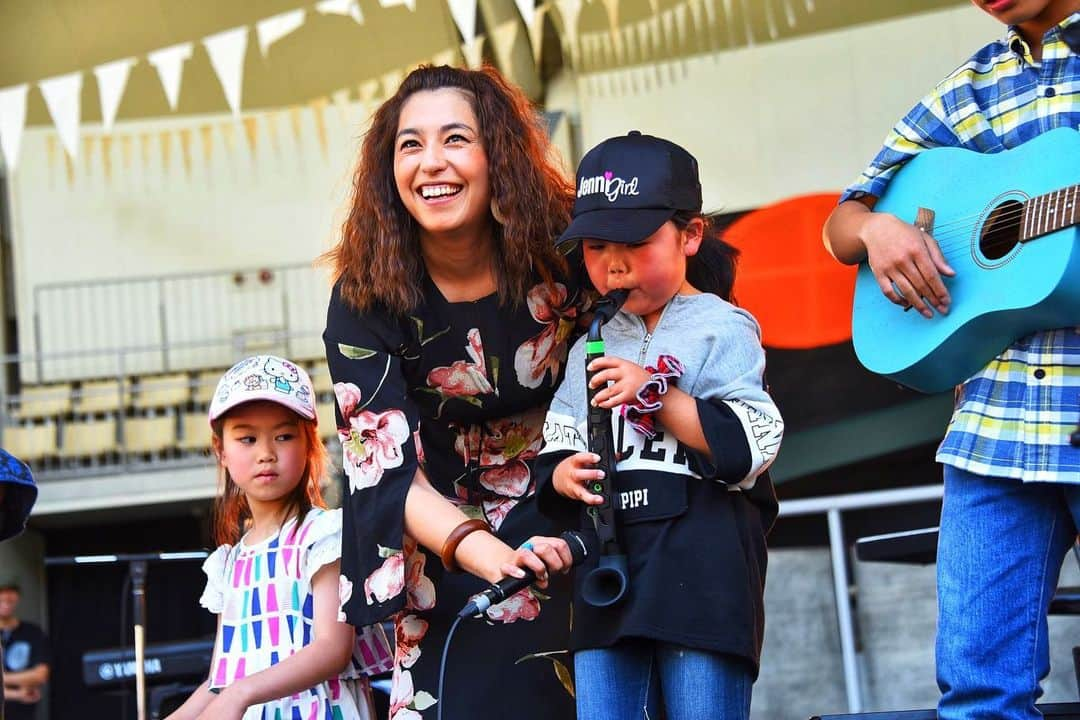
[
  {"left": 335, "top": 382, "right": 411, "bottom": 494},
  {"left": 515, "top": 283, "right": 580, "bottom": 389},
  {"left": 425, "top": 328, "right": 495, "bottom": 402},
  {"left": 485, "top": 587, "right": 542, "bottom": 624}
]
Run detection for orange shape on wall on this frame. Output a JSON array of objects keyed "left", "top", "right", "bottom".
[{"left": 723, "top": 192, "right": 855, "bottom": 349}]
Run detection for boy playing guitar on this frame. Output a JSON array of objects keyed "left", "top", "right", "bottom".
[{"left": 823, "top": 1, "right": 1080, "bottom": 718}]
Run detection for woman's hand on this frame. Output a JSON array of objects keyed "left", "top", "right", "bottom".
[
  {"left": 553, "top": 452, "right": 605, "bottom": 505},
  {"left": 587, "top": 356, "right": 651, "bottom": 408},
  {"left": 860, "top": 212, "right": 954, "bottom": 318},
  {"left": 495, "top": 535, "right": 574, "bottom": 589}
]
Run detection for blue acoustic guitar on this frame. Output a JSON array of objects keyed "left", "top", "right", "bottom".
[{"left": 852, "top": 127, "right": 1080, "bottom": 394}]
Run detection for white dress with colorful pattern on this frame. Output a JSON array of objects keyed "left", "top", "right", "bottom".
[{"left": 200, "top": 508, "right": 374, "bottom": 720}]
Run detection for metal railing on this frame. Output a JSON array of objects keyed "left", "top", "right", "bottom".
[
  {"left": 26, "top": 262, "right": 329, "bottom": 384},
  {"left": 779, "top": 483, "right": 946, "bottom": 714}
]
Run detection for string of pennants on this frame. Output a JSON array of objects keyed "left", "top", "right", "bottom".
[{"left": 0, "top": 0, "right": 817, "bottom": 176}]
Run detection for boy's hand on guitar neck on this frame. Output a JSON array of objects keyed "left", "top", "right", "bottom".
[{"left": 860, "top": 209, "right": 955, "bottom": 319}]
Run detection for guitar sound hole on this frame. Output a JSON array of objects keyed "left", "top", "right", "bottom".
[{"left": 980, "top": 199, "right": 1023, "bottom": 260}]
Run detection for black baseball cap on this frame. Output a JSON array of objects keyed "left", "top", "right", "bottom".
[{"left": 558, "top": 130, "right": 702, "bottom": 246}]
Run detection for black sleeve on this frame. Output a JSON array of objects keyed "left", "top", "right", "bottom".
[
  {"left": 685, "top": 397, "right": 753, "bottom": 484},
  {"left": 533, "top": 449, "right": 581, "bottom": 530}
]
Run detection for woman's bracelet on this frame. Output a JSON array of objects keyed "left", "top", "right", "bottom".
[{"left": 440, "top": 518, "right": 491, "bottom": 572}]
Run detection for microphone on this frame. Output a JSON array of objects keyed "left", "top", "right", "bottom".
[{"left": 457, "top": 531, "right": 589, "bottom": 618}]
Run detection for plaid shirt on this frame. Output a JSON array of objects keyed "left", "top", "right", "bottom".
[{"left": 842, "top": 13, "right": 1080, "bottom": 482}]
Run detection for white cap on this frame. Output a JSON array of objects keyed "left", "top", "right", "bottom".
[{"left": 208, "top": 355, "right": 317, "bottom": 425}]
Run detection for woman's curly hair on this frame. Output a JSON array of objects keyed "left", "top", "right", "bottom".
[{"left": 326, "top": 65, "right": 574, "bottom": 315}]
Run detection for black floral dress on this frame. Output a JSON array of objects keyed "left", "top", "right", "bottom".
[{"left": 324, "top": 268, "right": 588, "bottom": 720}]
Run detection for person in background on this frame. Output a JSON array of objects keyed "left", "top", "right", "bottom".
[
  {"left": 822, "top": 1, "right": 1080, "bottom": 717},
  {"left": 0, "top": 450, "right": 41, "bottom": 720},
  {"left": 0, "top": 582, "right": 50, "bottom": 720}
]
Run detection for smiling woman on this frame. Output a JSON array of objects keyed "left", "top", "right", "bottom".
[{"left": 322, "top": 65, "right": 587, "bottom": 720}]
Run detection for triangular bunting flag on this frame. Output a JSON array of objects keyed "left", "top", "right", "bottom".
[
  {"left": 720, "top": 0, "right": 736, "bottom": 46},
  {"left": 526, "top": 6, "right": 548, "bottom": 65},
  {"left": 447, "top": 0, "right": 478, "bottom": 46},
  {"left": 39, "top": 72, "right": 83, "bottom": 159},
  {"left": 514, "top": 0, "right": 536, "bottom": 26},
  {"left": 378, "top": 0, "right": 416, "bottom": 12},
  {"left": 674, "top": 5, "right": 689, "bottom": 50},
  {"left": 199, "top": 125, "right": 214, "bottom": 168},
  {"left": 784, "top": 0, "right": 798, "bottom": 27},
  {"left": 431, "top": 48, "right": 458, "bottom": 67},
  {"left": 554, "top": 0, "right": 582, "bottom": 68},
  {"left": 764, "top": 0, "right": 779, "bottom": 39},
  {"left": 315, "top": 0, "right": 364, "bottom": 24},
  {"left": 331, "top": 88, "right": 353, "bottom": 127},
  {"left": 660, "top": 9, "right": 675, "bottom": 54},
  {"left": 92, "top": 58, "right": 135, "bottom": 133},
  {"left": 256, "top": 9, "right": 307, "bottom": 57},
  {"left": 738, "top": 0, "right": 754, "bottom": 45},
  {"left": 243, "top": 116, "right": 259, "bottom": 155},
  {"left": 178, "top": 128, "right": 192, "bottom": 177},
  {"left": 203, "top": 26, "right": 249, "bottom": 117},
  {"left": 159, "top": 130, "right": 172, "bottom": 175},
  {"left": 101, "top": 135, "right": 113, "bottom": 181},
  {"left": 600, "top": 0, "right": 619, "bottom": 35},
  {"left": 309, "top": 98, "right": 329, "bottom": 159},
  {"left": 358, "top": 79, "right": 381, "bottom": 104},
  {"left": 147, "top": 43, "right": 193, "bottom": 110},
  {"left": 461, "top": 36, "right": 486, "bottom": 69},
  {"left": 490, "top": 21, "right": 519, "bottom": 70},
  {"left": 636, "top": 21, "right": 651, "bottom": 62},
  {"left": 0, "top": 84, "right": 29, "bottom": 172},
  {"left": 380, "top": 71, "right": 403, "bottom": 99}
]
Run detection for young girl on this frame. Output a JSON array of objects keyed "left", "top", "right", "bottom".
[
  {"left": 535, "top": 131, "right": 784, "bottom": 720},
  {"left": 166, "top": 355, "right": 377, "bottom": 720}
]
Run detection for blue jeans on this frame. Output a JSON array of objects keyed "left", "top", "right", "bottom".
[
  {"left": 575, "top": 638, "right": 752, "bottom": 720},
  {"left": 937, "top": 465, "right": 1080, "bottom": 720}
]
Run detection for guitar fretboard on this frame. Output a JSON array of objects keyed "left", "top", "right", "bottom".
[{"left": 1022, "top": 184, "right": 1080, "bottom": 241}]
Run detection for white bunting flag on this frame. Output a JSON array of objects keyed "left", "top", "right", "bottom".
[
  {"left": 358, "top": 78, "right": 381, "bottom": 104},
  {"left": 39, "top": 72, "right": 82, "bottom": 159},
  {"left": 315, "top": 0, "right": 363, "bottom": 23},
  {"left": 555, "top": 0, "right": 582, "bottom": 68},
  {"left": 514, "top": 0, "right": 535, "bottom": 27},
  {"left": 461, "top": 36, "right": 486, "bottom": 69},
  {"left": 526, "top": 6, "right": 548, "bottom": 64},
  {"left": 256, "top": 9, "right": 307, "bottom": 57},
  {"left": 491, "top": 20, "right": 519, "bottom": 66},
  {"left": 92, "top": 57, "right": 135, "bottom": 133},
  {"left": 379, "top": 0, "right": 416, "bottom": 13},
  {"left": 0, "top": 84, "right": 28, "bottom": 171},
  {"left": 381, "top": 70, "right": 404, "bottom": 98},
  {"left": 447, "top": 0, "right": 478, "bottom": 45},
  {"left": 674, "top": 5, "right": 689, "bottom": 49},
  {"left": 203, "top": 26, "right": 249, "bottom": 117},
  {"left": 147, "top": 42, "right": 193, "bottom": 110}
]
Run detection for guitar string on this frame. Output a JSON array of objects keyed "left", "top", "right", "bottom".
[
  {"left": 888, "top": 189, "right": 1078, "bottom": 253},
  {"left": 920, "top": 203, "right": 1075, "bottom": 257}
]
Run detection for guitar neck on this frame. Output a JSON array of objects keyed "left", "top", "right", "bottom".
[{"left": 1022, "top": 184, "right": 1080, "bottom": 241}]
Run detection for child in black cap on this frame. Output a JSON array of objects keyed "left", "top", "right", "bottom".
[{"left": 535, "top": 131, "right": 784, "bottom": 720}]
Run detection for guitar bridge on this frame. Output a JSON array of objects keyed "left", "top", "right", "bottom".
[{"left": 915, "top": 207, "right": 936, "bottom": 235}]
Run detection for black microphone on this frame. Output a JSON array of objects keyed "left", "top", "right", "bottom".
[{"left": 457, "top": 531, "right": 589, "bottom": 618}]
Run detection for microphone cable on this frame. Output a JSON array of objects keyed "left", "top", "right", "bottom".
[{"left": 436, "top": 615, "right": 465, "bottom": 720}]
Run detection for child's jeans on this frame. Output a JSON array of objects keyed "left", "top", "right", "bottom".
[{"left": 575, "top": 638, "right": 753, "bottom": 720}]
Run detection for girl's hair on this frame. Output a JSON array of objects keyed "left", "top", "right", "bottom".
[
  {"left": 325, "top": 64, "right": 574, "bottom": 315},
  {"left": 675, "top": 210, "right": 740, "bottom": 303},
  {"left": 209, "top": 412, "right": 328, "bottom": 547}
]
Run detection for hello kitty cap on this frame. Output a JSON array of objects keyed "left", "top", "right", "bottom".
[{"left": 208, "top": 355, "right": 317, "bottom": 425}]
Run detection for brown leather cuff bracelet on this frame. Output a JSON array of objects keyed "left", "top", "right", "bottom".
[{"left": 440, "top": 518, "right": 491, "bottom": 572}]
